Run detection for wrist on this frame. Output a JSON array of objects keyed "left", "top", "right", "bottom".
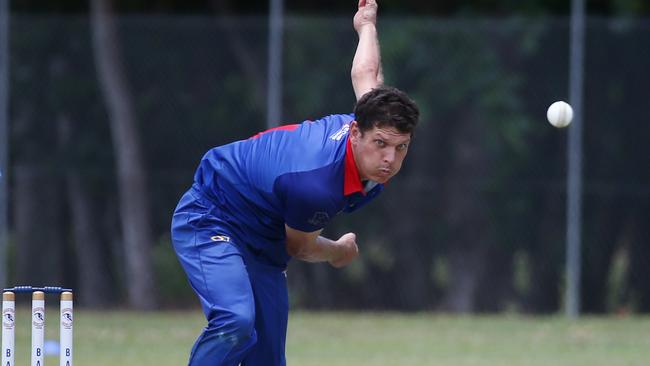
[
  {"left": 311, "top": 236, "right": 339, "bottom": 263},
  {"left": 326, "top": 239, "right": 343, "bottom": 262},
  {"left": 355, "top": 23, "right": 377, "bottom": 35}
]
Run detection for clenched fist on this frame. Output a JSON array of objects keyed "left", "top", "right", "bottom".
[{"left": 329, "top": 233, "right": 359, "bottom": 268}]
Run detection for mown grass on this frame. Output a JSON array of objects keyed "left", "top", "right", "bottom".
[{"left": 7, "top": 309, "right": 650, "bottom": 366}]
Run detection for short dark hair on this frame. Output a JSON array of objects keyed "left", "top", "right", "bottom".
[{"left": 353, "top": 86, "right": 419, "bottom": 135}]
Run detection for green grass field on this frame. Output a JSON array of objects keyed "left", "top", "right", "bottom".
[{"left": 7, "top": 309, "right": 650, "bottom": 366}]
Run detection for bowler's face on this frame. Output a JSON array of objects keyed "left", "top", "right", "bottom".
[{"left": 349, "top": 122, "right": 411, "bottom": 184}]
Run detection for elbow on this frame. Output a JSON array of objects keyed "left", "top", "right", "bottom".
[
  {"left": 286, "top": 234, "right": 312, "bottom": 259},
  {"left": 286, "top": 238, "right": 303, "bottom": 257},
  {"left": 351, "top": 62, "right": 379, "bottom": 82}
]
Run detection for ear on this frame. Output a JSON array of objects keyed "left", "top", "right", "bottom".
[{"left": 349, "top": 121, "right": 361, "bottom": 144}]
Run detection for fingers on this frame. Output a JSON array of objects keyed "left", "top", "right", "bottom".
[
  {"left": 360, "top": 0, "right": 378, "bottom": 9},
  {"left": 344, "top": 234, "right": 359, "bottom": 256},
  {"left": 330, "top": 243, "right": 359, "bottom": 268}
]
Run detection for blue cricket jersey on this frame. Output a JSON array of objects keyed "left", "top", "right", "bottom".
[{"left": 190, "top": 113, "right": 384, "bottom": 266}]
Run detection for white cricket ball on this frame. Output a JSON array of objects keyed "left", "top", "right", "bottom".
[{"left": 546, "top": 101, "right": 573, "bottom": 128}]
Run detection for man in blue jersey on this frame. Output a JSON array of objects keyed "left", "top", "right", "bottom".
[{"left": 171, "top": 1, "right": 419, "bottom": 365}]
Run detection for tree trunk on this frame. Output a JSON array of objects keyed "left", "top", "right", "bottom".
[
  {"left": 438, "top": 110, "right": 493, "bottom": 313},
  {"left": 211, "top": 0, "right": 267, "bottom": 108},
  {"left": 525, "top": 190, "right": 564, "bottom": 313},
  {"left": 627, "top": 204, "right": 650, "bottom": 311},
  {"left": 387, "top": 177, "right": 434, "bottom": 311},
  {"left": 90, "top": 0, "right": 157, "bottom": 309},
  {"left": 13, "top": 164, "right": 65, "bottom": 285},
  {"left": 440, "top": 244, "right": 486, "bottom": 313},
  {"left": 57, "top": 115, "right": 114, "bottom": 307},
  {"left": 581, "top": 198, "right": 625, "bottom": 313},
  {"left": 476, "top": 243, "right": 514, "bottom": 312},
  {"left": 66, "top": 173, "right": 115, "bottom": 307},
  {"left": 309, "top": 264, "right": 334, "bottom": 309}
]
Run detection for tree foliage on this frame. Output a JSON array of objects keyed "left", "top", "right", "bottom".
[
  {"left": 6, "top": 14, "right": 650, "bottom": 312},
  {"left": 10, "top": 0, "right": 650, "bottom": 15}
]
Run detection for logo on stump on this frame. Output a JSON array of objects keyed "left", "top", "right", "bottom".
[
  {"left": 2, "top": 309, "right": 14, "bottom": 329},
  {"left": 32, "top": 308, "right": 45, "bottom": 329},
  {"left": 61, "top": 309, "right": 73, "bottom": 329}
]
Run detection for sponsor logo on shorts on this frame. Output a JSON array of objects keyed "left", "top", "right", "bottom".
[{"left": 210, "top": 235, "right": 231, "bottom": 242}]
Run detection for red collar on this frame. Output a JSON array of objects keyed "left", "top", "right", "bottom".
[{"left": 344, "top": 136, "right": 365, "bottom": 196}]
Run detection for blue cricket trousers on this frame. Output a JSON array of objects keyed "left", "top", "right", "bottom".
[{"left": 171, "top": 188, "right": 289, "bottom": 366}]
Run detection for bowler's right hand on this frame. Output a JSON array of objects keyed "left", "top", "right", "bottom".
[{"left": 354, "top": 0, "right": 378, "bottom": 34}]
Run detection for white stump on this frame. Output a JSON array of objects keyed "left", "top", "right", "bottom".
[
  {"left": 31, "top": 291, "right": 45, "bottom": 366},
  {"left": 2, "top": 292, "right": 15, "bottom": 366},
  {"left": 59, "top": 292, "right": 73, "bottom": 366}
]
